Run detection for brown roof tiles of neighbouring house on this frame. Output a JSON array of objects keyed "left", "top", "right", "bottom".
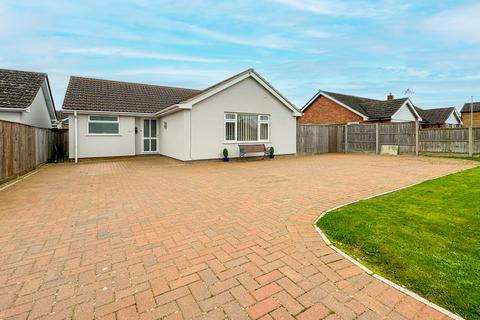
[
  {"left": 461, "top": 102, "right": 480, "bottom": 113},
  {"left": 0, "top": 69, "right": 46, "bottom": 109},
  {"left": 62, "top": 76, "right": 202, "bottom": 113}
]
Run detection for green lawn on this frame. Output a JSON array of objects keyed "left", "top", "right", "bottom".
[{"left": 317, "top": 166, "right": 480, "bottom": 319}]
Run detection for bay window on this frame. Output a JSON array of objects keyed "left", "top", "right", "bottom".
[{"left": 224, "top": 113, "right": 269, "bottom": 142}]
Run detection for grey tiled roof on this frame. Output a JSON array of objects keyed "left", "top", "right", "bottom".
[
  {"left": 415, "top": 107, "right": 456, "bottom": 124},
  {"left": 0, "top": 69, "right": 46, "bottom": 108},
  {"left": 461, "top": 102, "right": 480, "bottom": 113},
  {"left": 62, "top": 76, "right": 202, "bottom": 113},
  {"left": 320, "top": 91, "right": 409, "bottom": 120}
]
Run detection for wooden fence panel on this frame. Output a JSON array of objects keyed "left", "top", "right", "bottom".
[
  {"left": 296, "top": 122, "right": 478, "bottom": 156},
  {"left": 473, "top": 128, "right": 480, "bottom": 154},
  {"left": 0, "top": 120, "right": 68, "bottom": 184},
  {"left": 379, "top": 122, "right": 416, "bottom": 153},
  {"left": 419, "top": 128, "right": 469, "bottom": 154},
  {"left": 346, "top": 124, "right": 376, "bottom": 152},
  {"left": 296, "top": 125, "right": 330, "bottom": 154}
]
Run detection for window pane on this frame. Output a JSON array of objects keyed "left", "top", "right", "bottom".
[
  {"left": 151, "top": 120, "right": 157, "bottom": 137},
  {"left": 151, "top": 139, "right": 157, "bottom": 151},
  {"left": 90, "top": 116, "right": 117, "bottom": 122},
  {"left": 225, "top": 122, "right": 235, "bottom": 141},
  {"left": 144, "top": 139, "right": 150, "bottom": 151},
  {"left": 259, "top": 115, "right": 269, "bottom": 121},
  {"left": 88, "top": 122, "right": 119, "bottom": 134},
  {"left": 144, "top": 120, "right": 150, "bottom": 138},
  {"left": 237, "top": 114, "right": 258, "bottom": 141},
  {"left": 225, "top": 113, "right": 236, "bottom": 120},
  {"left": 260, "top": 123, "right": 269, "bottom": 140}
]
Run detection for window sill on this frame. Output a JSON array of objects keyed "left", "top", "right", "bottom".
[{"left": 86, "top": 134, "right": 122, "bottom": 136}]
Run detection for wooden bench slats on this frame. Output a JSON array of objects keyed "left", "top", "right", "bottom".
[{"left": 238, "top": 144, "right": 268, "bottom": 157}]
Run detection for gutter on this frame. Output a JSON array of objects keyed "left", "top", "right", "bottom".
[{"left": 0, "top": 107, "right": 29, "bottom": 112}]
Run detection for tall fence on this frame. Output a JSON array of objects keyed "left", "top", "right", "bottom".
[
  {"left": 297, "top": 123, "right": 480, "bottom": 156},
  {"left": 0, "top": 120, "right": 68, "bottom": 184}
]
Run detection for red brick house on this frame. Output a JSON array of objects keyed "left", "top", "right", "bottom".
[
  {"left": 298, "top": 91, "right": 422, "bottom": 125},
  {"left": 298, "top": 91, "right": 462, "bottom": 128}
]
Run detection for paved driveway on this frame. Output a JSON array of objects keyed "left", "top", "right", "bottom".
[{"left": 0, "top": 154, "right": 473, "bottom": 320}]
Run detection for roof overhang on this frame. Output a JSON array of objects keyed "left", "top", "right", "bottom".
[
  {"left": 62, "top": 109, "right": 156, "bottom": 117},
  {"left": 302, "top": 91, "right": 369, "bottom": 120},
  {"left": 0, "top": 107, "right": 29, "bottom": 112},
  {"left": 452, "top": 108, "right": 463, "bottom": 124},
  {"left": 398, "top": 99, "right": 423, "bottom": 122},
  {"left": 42, "top": 76, "right": 57, "bottom": 122},
  {"left": 157, "top": 69, "right": 301, "bottom": 117}
]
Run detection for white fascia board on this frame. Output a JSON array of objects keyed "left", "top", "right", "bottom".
[
  {"left": 0, "top": 107, "right": 28, "bottom": 112},
  {"left": 453, "top": 109, "right": 463, "bottom": 124},
  {"left": 62, "top": 110, "right": 155, "bottom": 117},
  {"left": 181, "top": 71, "right": 301, "bottom": 117},
  {"left": 320, "top": 92, "right": 369, "bottom": 120},
  {"left": 249, "top": 72, "right": 301, "bottom": 116},
  {"left": 301, "top": 90, "right": 322, "bottom": 112},
  {"left": 42, "top": 78, "right": 57, "bottom": 121},
  {"left": 404, "top": 99, "right": 423, "bottom": 121}
]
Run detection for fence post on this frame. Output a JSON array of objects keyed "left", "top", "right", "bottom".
[
  {"left": 469, "top": 127, "right": 473, "bottom": 157},
  {"left": 344, "top": 124, "right": 348, "bottom": 153},
  {"left": 415, "top": 121, "right": 419, "bottom": 156},
  {"left": 375, "top": 123, "right": 379, "bottom": 154}
]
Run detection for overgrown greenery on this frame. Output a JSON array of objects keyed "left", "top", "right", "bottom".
[{"left": 317, "top": 167, "right": 480, "bottom": 319}]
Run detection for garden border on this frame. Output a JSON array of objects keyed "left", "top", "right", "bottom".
[{"left": 313, "top": 180, "right": 466, "bottom": 320}]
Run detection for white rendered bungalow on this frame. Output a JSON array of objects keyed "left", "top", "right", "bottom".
[
  {"left": 0, "top": 69, "right": 57, "bottom": 129},
  {"left": 62, "top": 69, "right": 301, "bottom": 161}
]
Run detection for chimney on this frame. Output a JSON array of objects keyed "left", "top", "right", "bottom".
[{"left": 387, "top": 93, "right": 394, "bottom": 101}]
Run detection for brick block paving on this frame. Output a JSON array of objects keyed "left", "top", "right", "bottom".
[{"left": 0, "top": 154, "right": 471, "bottom": 319}]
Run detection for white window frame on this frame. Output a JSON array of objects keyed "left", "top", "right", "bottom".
[
  {"left": 87, "top": 115, "right": 120, "bottom": 135},
  {"left": 258, "top": 114, "right": 270, "bottom": 142},
  {"left": 224, "top": 113, "right": 237, "bottom": 142},
  {"left": 224, "top": 112, "right": 270, "bottom": 143}
]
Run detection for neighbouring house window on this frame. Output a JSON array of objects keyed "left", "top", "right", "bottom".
[
  {"left": 224, "top": 113, "right": 269, "bottom": 142},
  {"left": 88, "top": 115, "right": 119, "bottom": 134}
]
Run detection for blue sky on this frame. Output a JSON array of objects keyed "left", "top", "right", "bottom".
[{"left": 1, "top": 0, "right": 479, "bottom": 110}]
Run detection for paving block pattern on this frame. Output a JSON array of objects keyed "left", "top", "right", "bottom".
[{"left": 0, "top": 154, "right": 472, "bottom": 319}]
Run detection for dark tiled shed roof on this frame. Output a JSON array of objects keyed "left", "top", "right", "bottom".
[
  {"left": 62, "top": 76, "right": 201, "bottom": 113},
  {"left": 461, "top": 102, "right": 480, "bottom": 113},
  {"left": 0, "top": 69, "right": 46, "bottom": 108},
  {"left": 415, "top": 107, "right": 456, "bottom": 124}
]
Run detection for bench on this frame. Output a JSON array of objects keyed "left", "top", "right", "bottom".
[{"left": 239, "top": 144, "right": 268, "bottom": 158}]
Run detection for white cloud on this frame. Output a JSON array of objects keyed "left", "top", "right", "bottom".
[
  {"left": 270, "top": 0, "right": 377, "bottom": 17},
  {"left": 381, "top": 66, "right": 431, "bottom": 79},
  {"left": 181, "top": 23, "right": 292, "bottom": 50},
  {"left": 422, "top": 3, "right": 480, "bottom": 43},
  {"left": 116, "top": 67, "right": 233, "bottom": 78},
  {"left": 61, "top": 47, "right": 225, "bottom": 63}
]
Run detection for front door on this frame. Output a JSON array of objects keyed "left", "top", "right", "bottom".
[{"left": 143, "top": 119, "right": 158, "bottom": 153}]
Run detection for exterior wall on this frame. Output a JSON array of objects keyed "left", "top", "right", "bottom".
[
  {"left": 0, "top": 88, "right": 53, "bottom": 128},
  {"left": 189, "top": 77, "right": 297, "bottom": 160},
  {"left": 391, "top": 104, "right": 417, "bottom": 122},
  {"left": 158, "top": 110, "right": 189, "bottom": 161},
  {"left": 298, "top": 96, "right": 364, "bottom": 125},
  {"left": 69, "top": 114, "right": 136, "bottom": 158},
  {"left": 461, "top": 112, "right": 480, "bottom": 127}
]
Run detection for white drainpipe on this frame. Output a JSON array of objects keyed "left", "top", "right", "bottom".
[{"left": 74, "top": 110, "right": 78, "bottom": 163}]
